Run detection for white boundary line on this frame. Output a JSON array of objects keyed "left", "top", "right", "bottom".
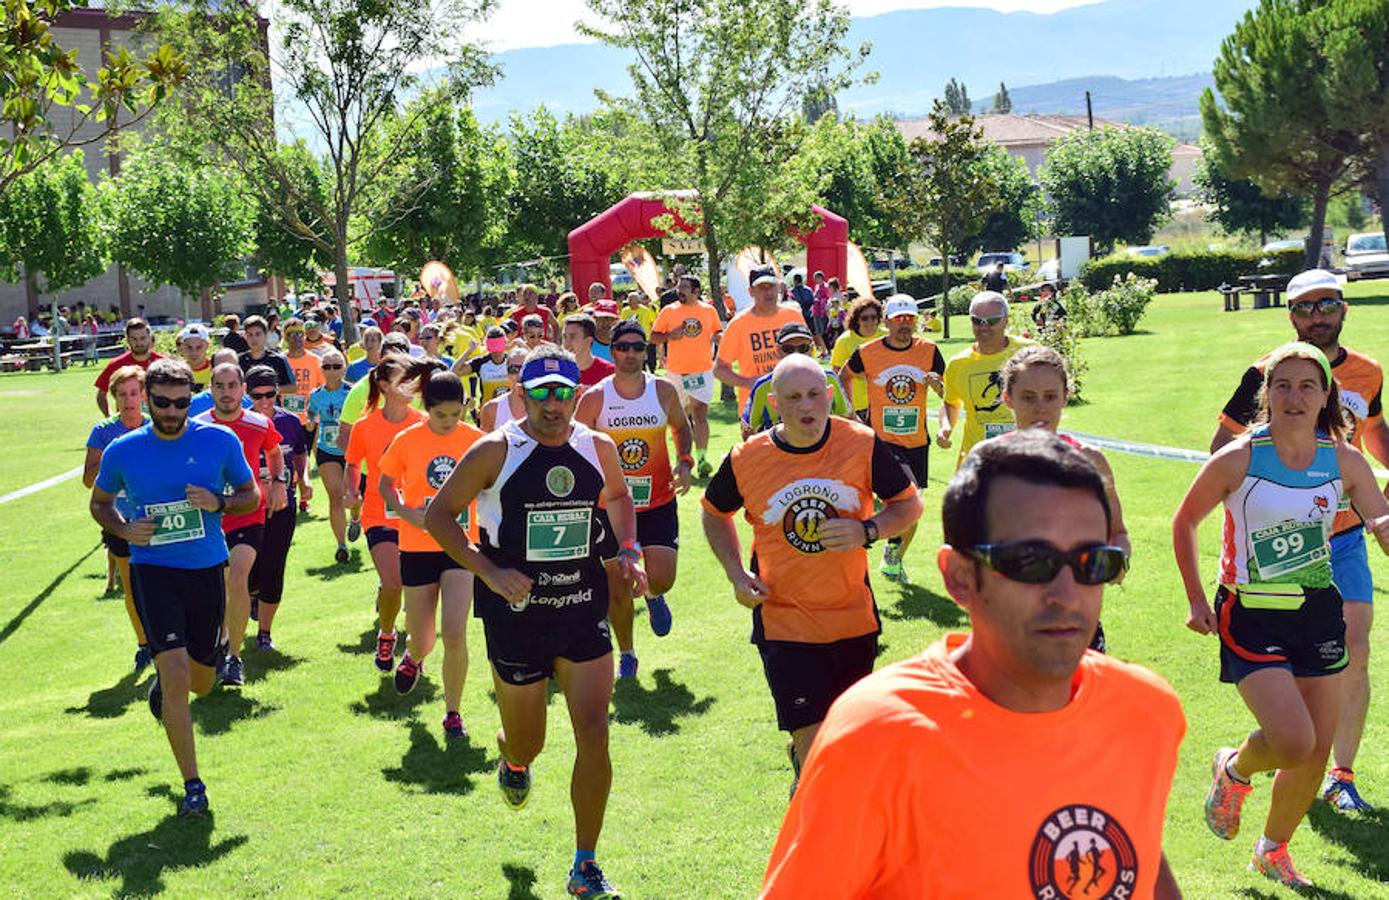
[
  {"left": 0, "top": 466, "right": 83, "bottom": 505},
  {"left": 1062, "top": 431, "right": 1389, "bottom": 480}
]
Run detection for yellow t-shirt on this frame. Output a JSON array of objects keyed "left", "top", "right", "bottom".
[
  {"left": 190, "top": 361, "right": 213, "bottom": 388},
  {"left": 621, "top": 304, "right": 657, "bottom": 335},
  {"left": 830, "top": 327, "right": 886, "bottom": 412},
  {"left": 942, "top": 337, "right": 1035, "bottom": 465}
]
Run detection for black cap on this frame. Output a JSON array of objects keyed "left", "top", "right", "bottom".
[
  {"left": 612, "top": 319, "right": 647, "bottom": 342},
  {"left": 776, "top": 322, "right": 813, "bottom": 345},
  {"left": 246, "top": 365, "right": 279, "bottom": 389},
  {"left": 750, "top": 264, "right": 779, "bottom": 287}
]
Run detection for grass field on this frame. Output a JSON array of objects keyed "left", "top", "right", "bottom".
[{"left": 4, "top": 287, "right": 1389, "bottom": 898}]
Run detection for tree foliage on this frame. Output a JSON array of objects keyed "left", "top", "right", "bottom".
[
  {"left": 1039, "top": 125, "right": 1175, "bottom": 253},
  {"left": 251, "top": 141, "right": 331, "bottom": 285},
  {"left": 964, "top": 146, "right": 1037, "bottom": 255},
  {"left": 1193, "top": 141, "right": 1306, "bottom": 244},
  {"left": 993, "top": 82, "right": 1012, "bottom": 115},
  {"left": 943, "top": 78, "right": 971, "bottom": 115},
  {"left": 0, "top": 150, "right": 105, "bottom": 294},
  {"left": 790, "top": 114, "right": 908, "bottom": 250}
]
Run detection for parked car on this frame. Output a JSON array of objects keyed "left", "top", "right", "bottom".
[
  {"left": 869, "top": 255, "right": 918, "bottom": 272},
  {"left": 1262, "top": 238, "right": 1305, "bottom": 254},
  {"left": 975, "top": 251, "right": 1029, "bottom": 274},
  {"left": 925, "top": 255, "right": 966, "bottom": 268},
  {"left": 610, "top": 262, "right": 635, "bottom": 288},
  {"left": 1344, "top": 232, "right": 1389, "bottom": 281},
  {"left": 1125, "top": 244, "right": 1169, "bottom": 258}
]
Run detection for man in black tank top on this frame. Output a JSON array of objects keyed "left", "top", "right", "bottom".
[{"left": 425, "top": 345, "right": 646, "bottom": 900}]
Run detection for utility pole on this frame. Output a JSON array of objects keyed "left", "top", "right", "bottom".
[{"left": 1085, "top": 91, "right": 1094, "bottom": 130}]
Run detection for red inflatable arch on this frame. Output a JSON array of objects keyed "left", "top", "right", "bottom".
[{"left": 567, "top": 191, "right": 849, "bottom": 298}]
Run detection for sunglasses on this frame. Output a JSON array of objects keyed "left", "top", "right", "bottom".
[
  {"left": 780, "top": 342, "right": 813, "bottom": 355},
  {"left": 322, "top": 363, "right": 344, "bottom": 370},
  {"left": 964, "top": 540, "right": 1127, "bottom": 585},
  {"left": 971, "top": 314, "right": 1006, "bottom": 326},
  {"left": 612, "top": 341, "right": 647, "bottom": 353},
  {"left": 507, "top": 364, "right": 523, "bottom": 373},
  {"left": 1290, "top": 298, "right": 1345, "bottom": 318},
  {"left": 249, "top": 390, "right": 278, "bottom": 400},
  {"left": 149, "top": 395, "right": 191, "bottom": 409},
  {"left": 525, "top": 385, "right": 577, "bottom": 402}
]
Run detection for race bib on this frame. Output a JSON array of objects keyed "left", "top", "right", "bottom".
[
  {"left": 1251, "top": 520, "right": 1328, "bottom": 580},
  {"left": 882, "top": 406, "right": 920, "bottom": 436},
  {"left": 525, "top": 508, "right": 592, "bottom": 562},
  {"left": 385, "top": 504, "right": 400, "bottom": 521},
  {"left": 146, "top": 499, "right": 206, "bottom": 546},
  {"left": 984, "top": 422, "right": 1016, "bottom": 439},
  {"left": 320, "top": 423, "right": 340, "bottom": 447},
  {"left": 625, "top": 475, "right": 653, "bottom": 509},
  {"left": 284, "top": 393, "right": 307, "bottom": 414},
  {"left": 681, "top": 373, "right": 707, "bottom": 393}
]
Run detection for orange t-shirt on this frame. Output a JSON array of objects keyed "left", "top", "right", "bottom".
[
  {"left": 345, "top": 406, "right": 426, "bottom": 529},
  {"left": 653, "top": 301, "right": 723, "bottom": 375},
  {"left": 716, "top": 303, "right": 806, "bottom": 408},
  {"left": 377, "top": 420, "right": 483, "bottom": 551},
  {"left": 285, "top": 351, "right": 324, "bottom": 424},
  {"left": 762, "top": 634, "right": 1186, "bottom": 899},
  {"left": 702, "top": 418, "right": 914, "bottom": 643},
  {"left": 850, "top": 336, "right": 945, "bottom": 450}
]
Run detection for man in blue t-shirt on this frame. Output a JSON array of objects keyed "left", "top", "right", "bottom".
[{"left": 91, "top": 358, "right": 260, "bottom": 817}]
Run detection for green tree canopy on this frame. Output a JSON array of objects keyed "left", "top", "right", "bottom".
[
  {"left": 993, "top": 82, "right": 1012, "bottom": 115},
  {"left": 251, "top": 141, "right": 331, "bottom": 285},
  {"left": 0, "top": 150, "right": 105, "bottom": 297},
  {"left": 943, "top": 78, "right": 972, "bottom": 115},
  {"left": 1317, "top": 0, "right": 1389, "bottom": 246},
  {"left": 1193, "top": 141, "right": 1306, "bottom": 245},
  {"left": 1039, "top": 125, "right": 1175, "bottom": 253},
  {"left": 963, "top": 146, "right": 1038, "bottom": 255}
]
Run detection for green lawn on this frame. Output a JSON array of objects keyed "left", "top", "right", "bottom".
[{"left": 4, "top": 287, "right": 1389, "bottom": 897}]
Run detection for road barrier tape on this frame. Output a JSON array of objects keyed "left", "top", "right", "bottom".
[{"left": 1061, "top": 431, "right": 1389, "bottom": 480}]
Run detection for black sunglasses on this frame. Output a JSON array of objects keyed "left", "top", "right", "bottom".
[
  {"left": 964, "top": 540, "right": 1127, "bottom": 585},
  {"left": 612, "top": 341, "right": 647, "bottom": 353},
  {"left": 506, "top": 364, "right": 523, "bottom": 373},
  {"left": 150, "top": 395, "right": 191, "bottom": 409},
  {"left": 249, "top": 389, "right": 277, "bottom": 400},
  {"left": 780, "top": 342, "right": 813, "bottom": 355},
  {"left": 322, "top": 363, "right": 344, "bottom": 370},
  {"left": 1290, "top": 298, "right": 1345, "bottom": 318}
]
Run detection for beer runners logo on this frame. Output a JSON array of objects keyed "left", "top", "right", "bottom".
[
  {"left": 426, "top": 455, "right": 457, "bottom": 489},
  {"left": 618, "top": 438, "right": 649, "bottom": 471},
  {"left": 761, "top": 478, "right": 861, "bottom": 554},
  {"left": 546, "top": 465, "right": 575, "bottom": 498},
  {"left": 1028, "top": 805, "right": 1138, "bottom": 899},
  {"left": 1340, "top": 388, "right": 1368, "bottom": 432},
  {"left": 682, "top": 317, "right": 703, "bottom": 338},
  {"left": 873, "top": 364, "right": 925, "bottom": 405}
]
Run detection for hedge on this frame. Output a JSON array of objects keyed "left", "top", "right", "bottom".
[
  {"left": 1078, "top": 247, "right": 1306, "bottom": 292},
  {"left": 893, "top": 267, "right": 979, "bottom": 298}
]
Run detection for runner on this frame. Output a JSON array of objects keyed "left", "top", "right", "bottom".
[
  {"left": 743, "top": 322, "right": 850, "bottom": 439},
  {"left": 95, "top": 318, "right": 163, "bottom": 415},
  {"left": 246, "top": 366, "right": 311, "bottom": 651},
  {"left": 829, "top": 296, "right": 885, "bottom": 424},
  {"left": 520, "top": 315, "right": 547, "bottom": 352},
  {"left": 651, "top": 275, "right": 723, "bottom": 477},
  {"left": 702, "top": 355, "right": 924, "bottom": 793},
  {"left": 468, "top": 327, "right": 514, "bottom": 415},
  {"left": 303, "top": 315, "right": 335, "bottom": 355},
  {"left": 335, "top": 332, "right": 418, "bottom": 455},
  {"left": 561, "top": 313, "right": 615, "bottom": 392},
  {"left": 506, "top": 283, "right": 558, "bottom": 343},
  {"left": 480, "top": 346, "right": 530, "bottom": 433},
  {"left": 346, "top": 326, "right": 384, "bottom": 384},
  {"left": 419, "top": 322, "right": 453, "bottom": 366},
  {"left": 621, "top": 292, "right": 658, "bottom": 373},
  {"left": 761, "top": 431, "right": 1182, "bottom": 898},
  {"left": 590, "top": 299, "right": 620, "bottom": 363},
  {"left": 344, "top": 355, "right": 437, "bottom": 673},
  {"left": 308, "top": 347, "right": 354, "bottom": 562},
  {"left": 576, "top": 319, "right": 693, "bottom": 679},
  {"left": 194, "top": 362, "right": 286, "bottom": 687},
  {"left": 177, "top": 324, "right": 213, "bottom": 387},
  {"left": 839, "top": 295, "right": 944, "bottom": 582},
  {"left": 281, "top": 318, "right": 324, "bottom": 430},
  {"left": 237, "top": 315, "right": 296, "bottom": 401},
  {"left": 714, "top": 265, "right": 806, "bottom": 413},
  {"left": 424, "top": 345, "right": 645, "bottom": 899},
  {"left": 84, "top": 365, "right": 152, "bottom": 672},
  {"left": 1174, "top": 342, "right": 1389, "bottom": 889},
  {"left": 90, "top": 358, "right": 260, "bottom": 816},
  {"left": 377, "top": 370, "right": 484, "bottom": 738},
  {"left": 189, "top": 349, "right": 252, "bottom": 417},
  {"left": 1210, "top": 269, "right": 1389, "bottom": 812},
  {"left": 937, "top": 291, "right": 1034, "bottom": 465}
]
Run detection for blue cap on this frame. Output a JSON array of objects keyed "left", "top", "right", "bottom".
[{"left": 520, "top": 355, "right": 580, "bottom": 389}]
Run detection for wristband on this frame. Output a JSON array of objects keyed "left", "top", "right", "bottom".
[
  {"left": 678, "top": 454, "right": 695, "bottom": 467},
  {"left": 215, "top": 493, "right": 226, "bottom": 513},
  {"left": 618, "top": 540, "right": 642, "bottom": 561}
]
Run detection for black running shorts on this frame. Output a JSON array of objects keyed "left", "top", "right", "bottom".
[
  {"left": 400, "top": 550, "right": 465, "bottom": 587},
  {"left": 102, "top": 529, "right": 130, "bottom": 559},
  {"left": 226, "top": 523, "right": 264, "bottom": 552},
  {"left": 887, "top": 443, "right": 927, "bottom": 487},
  {"left": 484, "top": 614, "right": 612, "bottom": 686},
  {"left": 757, "top": 630, "right": 878, "bottom": 732},
  {"left": 130, "top": 562, "right": 227, "bottom": 664},
  {"left": 315, "top": 448, "right": 345, "bottom": 470},
  {"left": 635, "top": 500, "right": 679, "bottom": 550},
  {"left": 366, "top": 525, "right": 398, "bottom": 550},
  {"left": 1215, "top": 584, "right": 1348, "bottom": 684}
]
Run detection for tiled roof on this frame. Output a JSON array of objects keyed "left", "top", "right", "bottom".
[{"left": 895, "top": 113, "right": 1124, "bottom": 147}]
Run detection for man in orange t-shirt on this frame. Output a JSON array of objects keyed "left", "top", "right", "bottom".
[
  {"left": 762, "top": 431, "right": 1185, "bottom": 899},
  {"left": 652, "top": 274, "right": 723, "bottom": 476},
  {"left": 714, "top": 265, "right": 806, "bottom": 413},
  {"left": 702, "top": 356, "right": 923, "bottom": 789}
]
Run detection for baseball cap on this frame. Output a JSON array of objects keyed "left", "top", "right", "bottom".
[
  {"left": 1287, "top": 268, "right": 1343, "bottom": 303},
  {"left": 519, "top": 354, "right": 581, "bottom": 390},
  {"left": 776, "top": 322, "right": 814, "bottom": 345},
  {"left": 883, "top": 295, "right": 919, "bottom": 319},
  {"left": 591, "top": 299, "right": 620, "bottom": 319},
  {"left": 245, "top": 365, "right": 279, "bottom": 390},
  {"left": 360, "top": 317, "right": 377, "bottom": 328},
  {"left": 750, "top": 265, "right": 779, "bottom": 287},
  {"left": 178, "top": 323, "right": 210, "bottom": 342},
  {"left": 612, "top": 319, "right": 646, "bottom": 342}
]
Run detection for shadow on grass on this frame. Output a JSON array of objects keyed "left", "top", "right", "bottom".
[
  {"left": 501, "top": 863, "right": 542, "bottom": 900},
  {"left": 63, "top": 811, "right": 248, "bottom": 896},
  {"left": 611, "top": 668, "right": 715, "bottom": 737},
  {"left": 65, "top": 669, "right": 151, "bottom": 719},
  {"left": 194, "top": 691, "right": 280, "bottom": 736},
  {"left": 1308, "top": 803, "right": 1389, "bottom": 884},
  {"left": 349, "top": 679, "right": 439, "bottom": 721},
  {"left": 239, "top": 649, "right": 304, "bottom": 685},
  {"left": 0, "top": 543, "right": 101, "bottom": 647},
  {"left": 381, "top": 721, "right": 490, "bottom": 796},
  {"left": 0, "top": 784, "right": 97, "bottom": 822},
  {"left": 881, "top": 583, "right": 967, "bottom": 626},
  {"left": 1235, "top": 885, "right": 1357, "bottom": 900},
  {"left": 303, "top": 552, "right": 364, "bottom": 580},
  {"left": 336, "top": 627, "right": 377, "bottom": 656},
  {"left": 106, "top": 767, "right": 148, "bottom": 782},
  {"left": 42, "top": 767, "right": 92, "bottom": 786}
]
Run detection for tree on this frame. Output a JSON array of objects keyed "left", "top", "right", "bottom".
[
  {"left": 103, "top": 149, "right": 253, "bottom": 306},
  {"left": 963, "top": 146, "right": 1037, "bottom": 255},
  {"left": 1201, "top": 0, "right": 1362, "bottom": 269},
  {"left": 943, "top": 78, "right": 972, "bottom": 115},
  {"left": 993, "top": 82, "right": 1012, "bottom": 115},
  {"left": 154, "top": 0, "right": 496, "bottom": 342},
  {"left": 790, "top": 115, "right": 906, "bottom": 251},
  {"left": 879, "top": 102, "right": 999, "bottom": 339},
  {"left": 251, "top": 142, "right": 331, "bottom": 285},
  {"left": 1193, "top": 142, "right": 1306, "bottom": 245},
  {"left": 1, "top": 0, "right": 187, "bottom": 199},
  {"left": 0, "top": 150, "right": 106, "bottom": 312},
  {"left": 582, "top": 0, "right": 871, "bottom": 308},
  {"left": 802, "top": 85, "right": 839, "bottom": 125},
  {"left": 1039, "top": 125, "right": 1175, "bottom": 253}
]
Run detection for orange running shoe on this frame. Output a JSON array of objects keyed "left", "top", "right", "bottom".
[
  {"left": 1250, "top": 840, "right": 1313, "bottom": 890},
  {"left": 1204, "top": 747, "right": 1254, "bottom": 840}
]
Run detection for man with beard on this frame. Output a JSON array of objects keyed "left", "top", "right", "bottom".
[
  {"left": 90, "top": 359, "right": 260, "bottom": 816},
  {"left": 1211, "top": 268, "right": 1389, "bottom": 813},
  {"left": 95, "top": 318, "right": 163, "bottom": 415}
]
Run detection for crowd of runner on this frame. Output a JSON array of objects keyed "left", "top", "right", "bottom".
[{"left": 80, "top": 266, "right": 1386, "bottom": 897}]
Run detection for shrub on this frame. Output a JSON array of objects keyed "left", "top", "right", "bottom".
[
  {"left": 1035, "top": 320, "right": 1088, "bottom": 403},
  {"left": 1061, "top": 275, "right": 1157, "bottom": 337},
  {"left": 894, "top": 266, "right": 978, "bottom": 299},
  {"left": 1078, "top": 246, "right": 1308, "bottom": 292}
]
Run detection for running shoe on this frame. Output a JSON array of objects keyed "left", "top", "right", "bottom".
[
  {"left": 1204, "top": 747, "right": 1253, "bottom": 840},
  {"left": 1250, "top": 840, "right": 1312, "bottom": 890},
  {"left": 497, "top": 759, "right": 532, "bottom": 810},
  {"left": 645, "top": 595, "right": 672, "bottom": 637},
  {"left": 881, "top": 544, "right": 903, "bottom": 581},
  {"left": 442, "top": 711, "right": 467, "bottom": 741},
  {"left": 147, "top": 673, "right": 163, "bottom": 722},
  {"left": 299, "top": 499, "right": 310, "bottom": 514},
  {"left": 221, "top": 655, "right": 245, "bottom": 687},
  {"left": 567, "top": 860, "right": 620, "bottom": 898},
  {"left": 133, "top": 645, "right": 153, "bottom": 675},
  {"left": 394, "top": 653, "right": 422, "bottom": 694},
  {"left": 348, "top": 519, "right": 362, "bottom": 542},
  {"left": 374, "top": 631, "right": 397, "bottom": 673},
  {"left": 335, "top": 545, "right": 349, "bottom": 565},
  {"left": 179, "top": 780, "right": 209, "bottom": 817},
  {"left": 1323, "top": 768, "right": 1374, "bottom": 812},
  {"left": 255, "top": 631, "right": 275, "bottom": 652},
  {"left": 696, "top": 458, "right": 712, "bottom": 479},
  {"left": 617, "top": 653, "right": 638, "bottom": 680}
]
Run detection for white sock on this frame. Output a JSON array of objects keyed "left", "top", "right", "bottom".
[
  {"left": 1225, "top": 757, "right": 1250, "bottom": 785},
  {"left": 621, "top": 650, "right": 637, "bottom": 659},
  {"left": 1255, "top": 836, "right": 1282, "bottom": 854}
]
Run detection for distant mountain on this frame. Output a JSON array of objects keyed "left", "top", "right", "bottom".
[
  {"left": 471, "top": 0, "right": 1255, "bottom": 124},
  {"left": 994, "top": 73, "right": 1214, "bottom": 138}
]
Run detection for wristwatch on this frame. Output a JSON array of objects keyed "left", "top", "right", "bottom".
[
  {"left": 215, "top": 493, "right": 227, "bottom": 513},
  {"left": 862, "top": 518, "right": 879, "bottom": 548}
]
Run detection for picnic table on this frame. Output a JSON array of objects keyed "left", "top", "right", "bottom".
[
  {"left": 1, "top": 334, "right": 113, "bottom": 371},
  {"left": 1237, "top": 274, "right": 1289, "bottom": 309}
]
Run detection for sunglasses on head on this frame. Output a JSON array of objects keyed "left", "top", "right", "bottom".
[
  {"left": 971, "top": 314, "right": 1006, "bottom": 326},
  {"left": 150, "top": 395, "right": 191, "bottom": 409},
  {"left": 964, "top": 540, "right": 1127, "bottom": 585},
  {"left": 612, "top": 341, "right": 647, "bottom": 353},
  {"left": 249, "top": 389, "right": 277, "bottom": 400},
  {"left": 525, "top": 384, "right": 577, "bottom": 402},
  {"left": 1290, "top": 298, "right": 1345, "bottom": 318}
]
